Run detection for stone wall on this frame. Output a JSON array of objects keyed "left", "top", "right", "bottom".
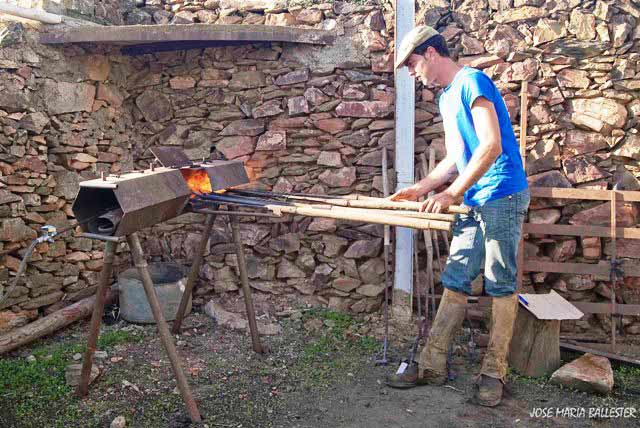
[{"left": 1, "top": 0, "right": 639, "bottom": 337}]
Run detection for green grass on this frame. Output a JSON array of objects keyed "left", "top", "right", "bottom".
[
  {"left": 0, "top": 328, "right": 143, "bottom": 428},
  {"left": 614, "top": 366, "right": 640, "bottom": 395},
  {"left": 294, "top": 309, "right": 380, "bottom": 389}
]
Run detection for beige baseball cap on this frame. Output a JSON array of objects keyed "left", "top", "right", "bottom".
[{"left": 394, "top": 25, "right": 440, "bottom": 70}]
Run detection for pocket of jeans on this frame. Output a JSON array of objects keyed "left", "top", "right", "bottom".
[{"left": 479, "top": 196, "right": 512, "bottom": 241}]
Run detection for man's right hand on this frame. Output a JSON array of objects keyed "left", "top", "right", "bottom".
[{"left": 388, "top": 185, "right": 424, "bottom": 201}]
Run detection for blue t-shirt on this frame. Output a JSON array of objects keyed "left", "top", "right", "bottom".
[{"left": 439, "top": 66, "right": 528, "bottom": 206}]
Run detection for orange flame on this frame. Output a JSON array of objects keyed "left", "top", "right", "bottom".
[{"left": 181, "top": 169, "right": 212, "bottom": 195}]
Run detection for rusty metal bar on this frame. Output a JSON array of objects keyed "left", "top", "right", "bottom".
[
  {"left": 560, "top": 342, "right": 640, "bottom": 367},
  {"left": 190, "top": 208, "right": 280, "bottom": 218},
  {"left": 172, "top": 212, "right": 217, "bottom": 334},
  {"left": 229, "top": 216, "right": 264, "bottom": 354},
  {"left": 126, "top": 233, "right": 202, "bottom": 423},
  {"left": 80, "top": 233, "right": 125, "bottom": 242},
  {"left": 76, "top": 241, "right": 116, "bottom": 397}
]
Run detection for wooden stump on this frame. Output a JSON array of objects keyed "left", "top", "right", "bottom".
[{"left": 509, "top": 306, "right": 561, "bottom": 377}]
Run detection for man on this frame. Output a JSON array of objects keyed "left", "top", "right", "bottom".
[{"left": 386, "top": 26, "right": 530, "bottom": 407}]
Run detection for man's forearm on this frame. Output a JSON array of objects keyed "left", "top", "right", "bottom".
[
  {"left": 447, "top": 142, "right": 500, "bottom": 198},
  {"left": 414, "top": 156, "right": 457, "bottom": 196}
]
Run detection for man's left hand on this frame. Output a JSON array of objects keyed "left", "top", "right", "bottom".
[{"left": 420, "top": 191, "right": 456, "bottom": 213}]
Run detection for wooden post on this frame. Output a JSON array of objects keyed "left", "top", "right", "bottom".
[
  {"left": 610, "top": 190, "right": 617, "bottom": 352},
  {"left": 517, "top": 81, "right": 529, "bottom": 292},
  {"left": 509, "top": 306, "right": 561, "bottom": 377},
  {"left": 126, "top": 233, "right": 202, "bottom": 423},
  {"left": 172, "top": 212, "right": 217, "bottom": 334},
  {"left": 229, "top": 216, "right": 264, "bottom": 354},
  {"left": 76, "top": 241, "right": 116, "bottom": 397}
]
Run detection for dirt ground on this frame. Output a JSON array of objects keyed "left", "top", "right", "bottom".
[{"left": 1, "top": 301, "right": 639, "bottom": 428}]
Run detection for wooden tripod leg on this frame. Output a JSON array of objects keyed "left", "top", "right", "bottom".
[
  {"left": 172, "top": 212, "right": 217, "bottom": 334},
  {"left": 126, "top": 233, "right": 202, "bottom": 423},
  {"left": 229, "top": 215, "right": 264, "bottom": 354},
  {"left": 76, "top": 241, "right": 117, "bottom": 397}
]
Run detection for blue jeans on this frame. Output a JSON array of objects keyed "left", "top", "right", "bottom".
[{"left": 441, "top": 189, "right": 530, "bottom": 297}]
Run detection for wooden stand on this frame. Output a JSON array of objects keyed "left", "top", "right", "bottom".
[
  {"left": 76, "top": 233, "right": 202, "bottom": 423},
  {"left": 509, "top": 306, "right": 561, "bottom": 377}
]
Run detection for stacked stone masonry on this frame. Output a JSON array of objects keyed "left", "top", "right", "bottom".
[{"left": 0, "top": 0, "right": 639, "bottom": 337}]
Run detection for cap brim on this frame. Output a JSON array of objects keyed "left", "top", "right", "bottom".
[{"left": 394, "top": 50, "right": 411, "bottom": 70}]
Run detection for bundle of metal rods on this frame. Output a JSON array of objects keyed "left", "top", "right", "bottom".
[{"left": 190, "top": 189, "right": 468, "bottom": 232}]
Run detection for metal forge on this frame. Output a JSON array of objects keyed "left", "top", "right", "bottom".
[{"left": 72, "top": 147, "right": 463, "bottom": 423}]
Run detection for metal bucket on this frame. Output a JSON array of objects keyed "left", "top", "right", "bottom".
[{"left": 118, "top": 262, "right": 191, "bottom": 324}]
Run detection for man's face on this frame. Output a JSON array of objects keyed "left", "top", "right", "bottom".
[{"left": 405, "top": 50, "right": 437, "bottom": 86}]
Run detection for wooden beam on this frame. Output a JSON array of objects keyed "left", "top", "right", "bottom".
[
  {"left": 39, "top": 24, "right": 334, "bottom": 46},
  {"left": 523, "top": 260, "right": 640, "bottom": 277},
  {"left": 571, "top": 302, "right": 640, "bottom": 316},
  {"left": 523, "top": 223, "right": 640, "bottom": 239},
  {"left": 529, "top": 186, "right": 640, "bottom": 202}
]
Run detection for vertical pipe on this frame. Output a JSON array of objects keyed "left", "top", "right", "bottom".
[
  {"left": 172, "top": 212, "right": 217, "bottom": 334},
  {"left": 393, "top": 0, "right": 415, "bottom": 319},
  {"left": 76, "top": 241, "right": 116, "bottom": 397},
  {"left": 126, "top": 233, "right": 202, "bottom": 423},
  {"left": 229, "top": 215, "right": 264, "bottom": 354}
]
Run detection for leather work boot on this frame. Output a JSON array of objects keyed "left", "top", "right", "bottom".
[
  {"left": 387, "top": 288, "right": 468, "bottom": 389},
  {"left": 475, "top": 293, "right": 519, "bottom": 407},
  {"left": 385, "top": 360, "right": 428, "bottom": 389}
]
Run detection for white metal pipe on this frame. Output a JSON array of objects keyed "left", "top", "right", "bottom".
[
  {"left": 393, "top": 0, "right": 415, "bottom": 298},
  {"left": 0, "top": 2, "right": 62, "bottom": 24}
]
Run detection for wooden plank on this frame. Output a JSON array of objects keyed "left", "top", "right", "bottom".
[
  {"left": 523, "top": 260, "right": 640, "bottom": 277},
  {"left": 610, "top": 191, "right": 617, "bottom": 352},
  {"left": 560, "top": 342, "right": 640, "bottom": 367},
  {"left": 571, "top": 302, "right": 640, "bottom": 316},
  {"left": 39, "top": 24, "right": 334, "bottom": 45},
  {"left": 523, "top": 223, "right": 640, "bottom": 239},
  {"left": 529, "top": 186, "right": 640, "bottom": 202}
]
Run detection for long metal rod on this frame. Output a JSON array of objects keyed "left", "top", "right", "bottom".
[
  {"left": 76, "top": 241, "right": 116, "bottom": 397},
  {"left": 172, "top": 212, "right": 217, "bottom": 334},
  {"left": 190, "top": 208, "right": 280, "bottom": 218},
  {"left": 126, "top": 233, "right": 202, "bottom": 423},
  {"left": 376, "top": 147, "right": 391, "bottom": 366},
  {"left": 418, "top": 158, "right": 436, "bottom": 319},
  {"left": 229, "top": 216, "right": 264, "bottom": 354}
]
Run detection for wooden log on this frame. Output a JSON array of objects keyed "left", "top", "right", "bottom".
[
  {"left": 509, "top": 306, "right": 561, "bottom": 377},
  {"left": 0, "top": 289, "right": 116, "bottom": 355},
  {"left": 266, "top": 204, "right": 452, "bottom": 231}
]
